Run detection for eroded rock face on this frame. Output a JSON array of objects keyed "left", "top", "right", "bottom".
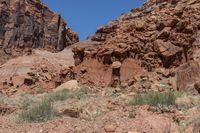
[
  {"left": 176, "top": 61, "right": 200, "bottom": 92},
  {"left": 0, "top": 0, "right": 78, "bottom": 64},
  {"left": 71, "top": 0, "right": 200, "bottom": 87}
]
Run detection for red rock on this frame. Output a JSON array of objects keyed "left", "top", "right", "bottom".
[
  {"left": 104, "top": 125, "right": 116, "bottom": 132},
  {"left": 154, "top": 39, "right": 183, "bottom": 67},
  {"left": 177, "top": 61, "right": 200, "bottom": 92},
  {"left": 194, "top": 82, "right": 200, "bottom": 94},
  {"left": 134, "top": 20, "right": 146, "bottom": 31},
  {"left": 157, "top": 27, "right": 171, "bottom": 40},
  {"left": 62, "top": 109, "right": 80, "bottom": 118},
  {"left": 0, "top": 0, "right": 78, "bottom": 65},
  {"left": 111, "top": 61, "right": 121, "bottom": 69}
]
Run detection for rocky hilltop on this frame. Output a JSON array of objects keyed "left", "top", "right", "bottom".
[
  {"left": 0, "top": 0, "right": 78, "bottom": 64},
  {"left": 0, "top": 1, "right": 200, "bottom": 133},
  {"left": 72, "top": 0, "right": 200, "bottom": 89}
]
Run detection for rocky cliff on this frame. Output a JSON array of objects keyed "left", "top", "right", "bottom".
[
  {"left": 0, "top": 0, "right": 78, "bottom": 64},
  {"left": 72, "top": 0, "right": 200, "bottom": 88}
]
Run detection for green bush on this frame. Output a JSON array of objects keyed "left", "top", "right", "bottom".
[
  {"left": 17, "top": 88, "right": 88, "bottom": 123},
  {"left": 36, "top": 86, "right": 45, "bottom": 94},
  {"left": 47, "top": 89, "right": 71, "bottom": 102},
  {"left": 73, "top": 88, "right": 88, "bottom": 99},
  {"left": 46, "top": 88, "right": 88, "bottom": 102},
  {"left": 18, "top": 99, "right": 58, "bottom": 123},
  {"left": 129, "top": 91, "right": 181, "bottom": 106}
]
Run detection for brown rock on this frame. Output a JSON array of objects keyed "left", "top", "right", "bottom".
[
  {"left": 177, "top": 61, "right": 200, "bottom": 92},
  {"left": 24, "top": 76, "right": 34, "bottom": 86},
  {"left": 80, "top": 67, "right": 87, "bottom": 73},
  {"left": 0, "top": 105, "right": 18, "bottom": 115},
  {"left": 174, "top": 3, "right": 185, "bottom": 15},
  {"left": 11, "top": 76, "right": 25, "bottom": 87},
  {"left": 194, "top": 82, "right": 200, "bottom": 93},
  {"left": 154, "top": 39, "right": 183, "bottom": 67},
  {"left": 112, "top": 61, "right": 121, "bottom": 69},
  {"left": 175, "top": 97, "right": 193, "bottom": 106},
  {"left": 62, "top": 109, "right": 80, "bottom": 118},
  {"left": 157, "top": 27, "right": 171, "bottom": 40},
  {"left": 135, "top": 20, "right": 146, "bottom": 31},
  {"left": 0, "top": 0, "right": 78, "bottom": 64},
  {"left": 54, "top": 80, "right": 79, "bottom": 91},
  {"left": 104, "top": 125, "right": 116, "bottom": 132}
]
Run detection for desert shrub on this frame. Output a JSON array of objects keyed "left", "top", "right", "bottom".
[
  {"left": 35, "top": 85, "right": 45, "bottom": 94},
  {"left": 46, "top": 89, "right": 71, "bottom": 102},
  {"left": 46, "top": 88, "right": 88, "bottom": 102},
  {"left": 18, "top": 98, "right": 58, "bottom": 123},
  {"left": 73, "top": 87, "right": 88, "bottom": 99},
  {"left": 129, "top": 91, "right": 181, "bottom": 106},
  {"left": 17, "top": 88, "right": 89, "bottom": 123}
]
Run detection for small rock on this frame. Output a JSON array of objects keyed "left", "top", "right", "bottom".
[
  {"left": 128, "top": 79, "right": 135, "bottom": 86},
  {"left": 135, "top": 20, "right": 146, "bottom": 31},
  {"left": 81, "top": 67, "right": 87, "bottom": 73},
  {"left": 62, "top": 108, "right": 80, "bottom": 118},
  {"left": 161, "top": 69, "right": 171, "bottom": 78},
  {"left": 54, "top": 80, "right": 78, "bottom": 91},
  {"left": 104, "top": 125, "right": 116, "bottom": 132},
  {"left": 24, "top": 76, "right": 34, "bottom": 86},
  {"left": 157, "top": 27, "right": 171, "bottom": 40},
  {"left": 194, "top": 82, "right": 200, "bottom": 93},
  {"left": 121, "top": 82, "right": 128, "bottom": 88},
  {"left": 112, "top": 61, "right": 121, "bottom": 69},
  {"left": 11, "top": 76, "right": 25, "bottom": 86}
]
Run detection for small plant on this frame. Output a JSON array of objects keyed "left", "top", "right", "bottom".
[
  {"left": 45, "top": 88, "right": 88, "bottom": 102},
  {"left": 20, "top": 96, "right": 34, "bottom": 110},
  {"left": 129, "top": 91, "right": 181, "bottom": 107},
  {"left": 73, "top": 88, "right": 88, "bottom": 99},
  {"left": 18, "top": 98, "right": 59, "bottom": 123},
  {"left": 46, "top": 89, "right": 71, "bottom": 102},
  {"left": 36, "top": 85, "right": 45, "bottom": 94},
  {"left": 16, "top": 86, "right": 89, "bottom": 123}
]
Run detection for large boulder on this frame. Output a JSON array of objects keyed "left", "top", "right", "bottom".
[
  {"left": 54, "top": 80, "right": 79, "bottom": 92},
  {"left": 154, "top": 39, "right": 183, "bottom": 67},
  {"left": 176, "top": 61, "right": 200, "bottom": 92}
]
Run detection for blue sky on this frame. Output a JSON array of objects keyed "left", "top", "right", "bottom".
[{"left": 41, "top": 0, "right": 145, "bottom": 41}]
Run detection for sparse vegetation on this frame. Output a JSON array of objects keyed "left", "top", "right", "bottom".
[
  {"left": 129, "top": 91, "right": 181, "bottom": 106},
  {"left": 180, "top": 114, "right": 200, "bottom": 132},
  {"left": 17, "top": 98, "right": 59, "bottom": 123},
  {"left": 46, "top": 89, "right": 71, "bottom": 102},
  {"left": 73, "top": 87, "right": 88, "bottom": 99},
  {"left": 35, "top": 85, "right": 45, "bottom": 94},
  {"left": 17, "top": 88, "right": 88, "bottom": 123}
]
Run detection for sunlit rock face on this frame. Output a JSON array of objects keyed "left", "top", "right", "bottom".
[{"left": 0, "top": 0, "right": 78, "bottom": 64}]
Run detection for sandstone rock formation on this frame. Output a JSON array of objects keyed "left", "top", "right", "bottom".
[
  {"left": 0, "top": 48, "right": 75, "bottom": 96},
  {"left": 72, "top": 0, "right": 200, "bottom": 89},
  {"left": 0, "top": 0, "right": 78, "bottom": 64}
]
